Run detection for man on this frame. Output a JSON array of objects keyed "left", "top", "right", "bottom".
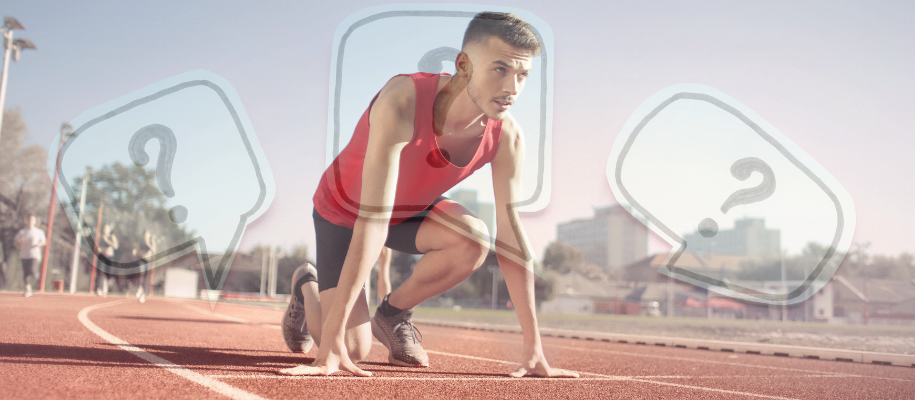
[
  {"left": 95, "top": 223, "right": 119, "bottom": 296},
  {"left": 13, "top": 215, "right": 47, "bottom": 297},
  {"left": 280, "top": 12, "right": 577, "bottom": 378},
  {"left": 132, "top": 230, "right": 154, "bottom": 303}
]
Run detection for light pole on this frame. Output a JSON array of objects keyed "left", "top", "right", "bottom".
[
  {"left": 488, "top": 265, "right": 499, "bottom": 310},
  {"left": 69, "top": 173, "right": 89, "bottom": 294},
  {"left": 0, "top": 16, "right": 37, "bottom": 143}
]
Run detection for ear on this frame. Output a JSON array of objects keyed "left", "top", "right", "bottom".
[{"left": 455, "top": 51, "right": 473, "bottom": 79}]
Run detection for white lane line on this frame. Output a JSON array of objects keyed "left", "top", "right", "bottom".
[
  {"left": 174, "top": 301, "right": 280, "bottom": 330},
  {"left": 435, "top": 330, "right": 833, "bottom": 375},
  {"left": 212, "top": 375, "right": 625, "bottom": 381},
  {"left": 541, "top": 339, "right": 915, "bottom": 383},
  {"left": 424, "top": 349, "right": 799, "bottom": 399},
  {"left": 436, "top": 329, "right": 915, "bottom": 381},
  {"left": 426, "top": 349, "right": 516, "bottom": 365},
  {"left": 625, "top": 378, "right": 799, "bottom": 400},
  {"left": 78, "top": 300, "right": 267, "bottom": 400},
  {"left": 433, "top": 329, "right": 915, "bottom": 385},
  {"left": 206, "top": 374, "right": 846, "bottom": 381}
]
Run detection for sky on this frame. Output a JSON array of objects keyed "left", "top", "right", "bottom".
[{"left": 3, "top": 0, "right": 915, "bottom": 262}]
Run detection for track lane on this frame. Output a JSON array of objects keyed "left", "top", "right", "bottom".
[{"left": 2, "top": 293, "right": 914, "bottom": 399}]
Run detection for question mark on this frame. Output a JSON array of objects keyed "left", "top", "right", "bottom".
[
  {"left": 128, "top": 124, "right": 188, "bottom": 224},
  {"left": 418, "top": 46, "right": 460, "bottom": 74},
  {"left": 697, "top": 157, "right": 776, "bottom": 238}
]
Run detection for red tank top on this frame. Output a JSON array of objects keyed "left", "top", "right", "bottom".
[{"left": 313, "top": 72, "right": 503, "bottom": 228}]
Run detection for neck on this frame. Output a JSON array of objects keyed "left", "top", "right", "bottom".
[{"left": 433, "top": 76, "right": 485, "bottom": 136}]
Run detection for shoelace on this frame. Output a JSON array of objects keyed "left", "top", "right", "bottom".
[
  {"left": 395, "top": 320, "right": 423, "bottom": 344},
  {"left": 287, "top": 299, "right": 304, "bottom": 319}
]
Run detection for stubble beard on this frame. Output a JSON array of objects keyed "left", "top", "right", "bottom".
[{"left": 466, "top": 77, "right": 506, "bottom": 121}]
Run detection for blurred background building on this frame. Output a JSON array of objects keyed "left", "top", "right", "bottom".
[
  {"left": 683, "top": 217, "right": 780, "bottom": 257},
  {"left": 449, "top": 189, "right": 495, "bottom": 241},
  {"left": 556, "top": 205, "right": 648, "bottom": 273}
]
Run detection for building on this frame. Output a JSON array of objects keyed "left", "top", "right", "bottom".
[
  {"left": 683, "top": 218, "right": 780, "bottom": 257},
  {"left": 556, "top": 205, "right": 648, "bottom": 272},
  {"left": 449, "top": 189, "right": 495, "bottom": 239},
  {"left": 623, "top": 253, "right": 761, "bottom": 283}
]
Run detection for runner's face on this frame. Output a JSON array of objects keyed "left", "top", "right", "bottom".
[{"left": 466, "top": 37, "right": 533, "bottom": 120}]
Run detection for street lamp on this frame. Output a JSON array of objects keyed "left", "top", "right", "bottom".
[{"left": 0, "top": 16, "right": 37, "bottom": 143}]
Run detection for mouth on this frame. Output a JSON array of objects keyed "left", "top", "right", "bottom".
[{"left": 493, "top": 99, "right": 513, "bottom": 111}]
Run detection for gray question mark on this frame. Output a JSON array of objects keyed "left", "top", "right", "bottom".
[
  {"left": 418, "top": 46, "right": 460, "bottom": 74},
  {"left": 697, "top": 157, "right": 776, "bottom": 238},
  {"left": 128, "top": 123, "right": 188, "bottom": 224}
]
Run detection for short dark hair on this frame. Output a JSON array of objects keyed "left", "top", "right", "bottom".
[{"left": 462, "top": 12, "right": 541, "bottom": 56}]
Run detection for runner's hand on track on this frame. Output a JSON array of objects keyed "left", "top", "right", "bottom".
[
  {"left": 278, "top": 340, "right": 371, "bottom": 377},
  {"left": 509, "top": 348, "right": 580, "bottom": 378}
]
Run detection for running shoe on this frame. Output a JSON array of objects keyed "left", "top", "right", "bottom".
[
  {"left": 281, "top": 264, "right": 317, "bottom": 353},
  {"left": 371, "top": 296, "right": 429, "bottom": 367},
  {"left": 24, "top": 284, "right": 32, "bottom": 298}
]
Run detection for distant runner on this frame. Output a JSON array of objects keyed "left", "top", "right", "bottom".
[{"left": 13, "top": 215, "right": 46, "bottom": 297}]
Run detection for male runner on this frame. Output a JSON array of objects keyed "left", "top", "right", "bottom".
[
  {"left": 280, "top": 12, "right": 577, "bottom": 378},
  {"left": 13, "top": 215, "right": 46, "bottom": 297},
  {"left": 95, "top": 223, "right": 119, "bottom": 296}
]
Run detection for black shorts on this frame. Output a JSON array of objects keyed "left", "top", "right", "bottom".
[
  {"left": 21, "top": 259, "right": 36, "bottom": 278},
  {"left": 313, "top": 196, "right": 447, "bottom": 292}
]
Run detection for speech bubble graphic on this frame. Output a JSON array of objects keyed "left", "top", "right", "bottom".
[
  {"left": 608, "top": 84, "right": 855, "bottom": 305},
  {"left": 48, "top": 70, "right": 275, "bottom": 295},
  {"left": 326, "top": 4, "right": 554, "bottom": 268}
]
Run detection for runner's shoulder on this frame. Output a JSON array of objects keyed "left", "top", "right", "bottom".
[
  {"left": 374, "top": 76, "right": 417, "bottom": 118},
  {"left": 497, "top": 113, "right": 524, "bottom": 149}
]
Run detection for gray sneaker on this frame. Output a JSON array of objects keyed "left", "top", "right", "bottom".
[
  {"left": 371, "top": 297, "right": 429, "bottom": 367},
  {"left": 282, "top": 264, "right": 316, "bottom": 353}
]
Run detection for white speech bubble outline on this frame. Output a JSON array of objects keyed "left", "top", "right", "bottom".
[
  {"left": 607, "top": 83, "right": 856, "bottom": 305},
  {"left": 49, "top": 70, "right": 276, "bottom": 293},
  {"left": 324, "top": 4, "right": 554, "bottom": 268}
]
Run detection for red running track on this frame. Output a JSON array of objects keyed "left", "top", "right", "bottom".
[{"left": 1, "top": 293, "right": 913, "bottom": 399}]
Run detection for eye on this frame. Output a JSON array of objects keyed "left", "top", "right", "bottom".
[{"left": 495, "top": 67, "right": 506, "bottom": 73}]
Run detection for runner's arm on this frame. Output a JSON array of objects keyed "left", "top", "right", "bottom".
[
  {"left": 491, "top": 118, "right": 578, "bottom": 378},
  {"left": 314, "top": 77, "right": 416, "bottom": 375}
]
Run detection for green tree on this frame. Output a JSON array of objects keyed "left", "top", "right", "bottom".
[
  {"left": 276, "top": 245, "right": 312, "bottom": 294},
  {"left": 71, "top": 162, "right": 193, "bottom": 269},
  {"left": 542, "top": 240, "right": 607, "bottom": 280},
  {"left": 542, "top": 241, "right": 584, "bottom": 274},
  {"left": 0, "top": 109, "right": 56, "bottom": 288}
]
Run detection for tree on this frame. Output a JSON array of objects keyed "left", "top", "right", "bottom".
[
  {"left": 542, "top": 240, "right": 607, "bottom": 280},
  {"left": 837, "top": 243, "right": 914, "bottom": 281},
  {"left": 0, "top": 109, "right": 52, "bottom": 287},
  {"left": 70, "top": 162, "right": 193, "bottom": 271},
  {"left": 542, "top": 241, "right": 584, "bottom": 274},
  {"left": 276, "top": 245, "right": 312, "bottom": 294}
]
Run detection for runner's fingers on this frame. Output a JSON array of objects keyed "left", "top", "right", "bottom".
[
  {"left": 548, "top": 368, "right": 580, "bottom": 378},
  {"left": 278, "top": 365, "right": 331, "bottom": 376},
  {"left": 509, "top": 367, "right": 528, "bottom": 378},
  {"left": 341, "top": 360, "right": 372, "bottom": 377}
]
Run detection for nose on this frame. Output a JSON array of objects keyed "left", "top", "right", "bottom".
[{"left": 503, "top": 76, "right": 520, "bottom": 96}]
